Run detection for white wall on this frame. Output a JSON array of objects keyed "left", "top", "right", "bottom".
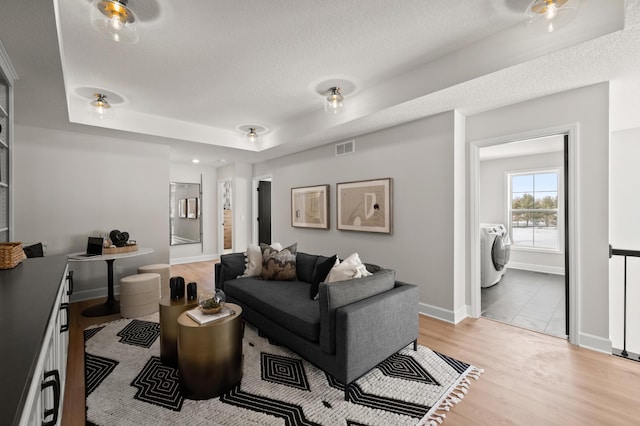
[
  {"left": 169, "top": 164, "right": 218, "bottom": 264},
  {"left": 14, "top": 124, "right": 169, "bottom": 301},
  {"left": 480, "top": 151, "right": 565, "bottom": 274},
  {"left": 254, "top": 112, "right": 463, "bottom": 319},
  {"left": 468, "top": 83, "right": 610, "bottom": 351},
  {"left": 609, "top": 127, "right": 640, "bottom": 354}
]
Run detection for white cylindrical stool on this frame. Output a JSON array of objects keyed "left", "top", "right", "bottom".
[
  {"left": 138, "top": 264, "right": 171, "bottom": 299},
  {"left": 120, "top": 272, "right": 161, "bottom": 318}
]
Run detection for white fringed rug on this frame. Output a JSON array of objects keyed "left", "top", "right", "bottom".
[{"left": 85, "top": 313, "right": 482, "bottom": 426}]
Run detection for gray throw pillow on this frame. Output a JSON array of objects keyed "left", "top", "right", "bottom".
[{"left": 260, "top": 243, "right": 297, "bottom": 281}]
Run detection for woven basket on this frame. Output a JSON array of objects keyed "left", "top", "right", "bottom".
[{"left": 0, "top": 242, "right": 25, "bottom": 269}]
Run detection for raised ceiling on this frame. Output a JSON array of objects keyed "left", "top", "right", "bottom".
[{"left": 1, "top": 1, "right": 639, "bottom": 167}]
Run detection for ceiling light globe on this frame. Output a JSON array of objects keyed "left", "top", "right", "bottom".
[
  {"left": 247, "top": 128, "right": 258, "bottom": 143},
  {"left": 89, "top": 94, "right": 115, "bottom": 119},
  {"left": 91, "top": 0, "right": 139, "bottom": 44},
  {"left": 324, "top": 87, "right": 344, "bottom": 114},
  {"left": 545, "top": 3, "right": 558, "bottom": 20}
]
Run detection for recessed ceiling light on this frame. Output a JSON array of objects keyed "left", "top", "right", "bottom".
[{"left": 192, "top": 159, "right": 200, "bottom": 164}]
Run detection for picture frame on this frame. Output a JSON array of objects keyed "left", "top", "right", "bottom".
[
  {"left": 291, "top": 184, "right": 330, "bottom": 229},
  {"left": 178, "top": 199, "right": 187, "bottom": 218},
  {"left": 187, "top": 197, "right": 199, "bottom": 219},
  {"left": 337, "top": 178, "right": 392, "bottom": 234}
]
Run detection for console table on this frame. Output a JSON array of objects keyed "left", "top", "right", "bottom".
[{"left": 68, "top": 247, "right": 153, "bottom": 317}]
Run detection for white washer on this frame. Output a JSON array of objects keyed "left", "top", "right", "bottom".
[{"left": 480, "top": 224, "right": 511, "bottom": 288}]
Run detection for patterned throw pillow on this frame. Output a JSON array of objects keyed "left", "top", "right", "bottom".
[{"left": 260, "top": 243, "right": 298, "bottom": 281}]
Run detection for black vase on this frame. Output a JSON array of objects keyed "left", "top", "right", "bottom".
[
  {"left": 187, "top": 282, "right": 197, "bottom": 300},
  {"left": 170, "top": 276, "right": 185, "bottom": 300}
]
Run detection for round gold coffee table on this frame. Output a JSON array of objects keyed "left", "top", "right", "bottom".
[
  {"left": 177, "top": 303, "right": 243, "bottom": 399},
  {"left": 159, "top": 295, "right": 199, "bottom": 367}
]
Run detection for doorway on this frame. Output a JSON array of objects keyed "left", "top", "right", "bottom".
[
  {"left": 474, "top": 132, "right": 572, "bottom": 339},
  {"left": 219, "top": 179, "right": 233, "bottom": 254}
]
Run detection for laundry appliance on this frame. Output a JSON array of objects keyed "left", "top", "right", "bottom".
[{"left": 480, "top": 223, "right": 511, "bottom": 288}]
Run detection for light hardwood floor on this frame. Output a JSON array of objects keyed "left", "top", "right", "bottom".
[{"left": 62, "top": 261, "right": 640, "bottom": 425}]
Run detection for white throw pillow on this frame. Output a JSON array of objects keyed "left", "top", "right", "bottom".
[
  {"left": 326, "top": 253, "right": 372, "bottom": 283},
  {"left": 242, "top": 244, "right": 263, "bottom": 277},
  {"left": 270, "top": 242, "right": 283, "bottom": 252},
  {"left": 242, "top": 242, "right": 283, "bottom": 277}
]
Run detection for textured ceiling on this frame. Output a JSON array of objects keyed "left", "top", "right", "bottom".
[{"left": 0, "top": 0, "right": 637, "bottom": 167}]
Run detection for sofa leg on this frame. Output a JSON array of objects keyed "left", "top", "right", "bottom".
[
  {"left": 413, "top": 339, "right": 418, "bottom": 351},
  {"left": 344, "top": 383, "right": 350, "bottom": 402}
]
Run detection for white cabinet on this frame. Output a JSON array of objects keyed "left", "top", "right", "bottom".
[{"left": 18, "top": 266, "right": 72, "bottom": 426}]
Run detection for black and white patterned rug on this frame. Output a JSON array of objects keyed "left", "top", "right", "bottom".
[{"left": 85, "top": 313, "right": 481, "bottom": 426}]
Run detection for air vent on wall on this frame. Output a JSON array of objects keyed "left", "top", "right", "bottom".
[{"left": 335, "top": 140, "right": 355, "bottom": 156}]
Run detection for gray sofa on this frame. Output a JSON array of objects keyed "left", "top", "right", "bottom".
[{"left": 214, "top": 251, "right": 419, "bottom": 400}]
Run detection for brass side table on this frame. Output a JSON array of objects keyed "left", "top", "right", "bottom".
[
  {"left": 177, "top": 303, "right": 243, "bottom": 399},
  {"left": 159, "top": 295, "right": 199, "bottom": 367}
]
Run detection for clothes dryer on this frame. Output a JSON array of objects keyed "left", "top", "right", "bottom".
[{"left": 480, "top": 224, "right": 511, "bottom": 288}]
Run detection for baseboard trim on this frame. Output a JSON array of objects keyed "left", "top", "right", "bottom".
[
  {"left": 419, "top": 302, "right": 468, "bottom": 324},
  {"left": 170, "top": 254, "right": 219, "bottom": 265},
  {"left": 578, "top": 332, "right": 612, "bottom": 354},
  {"left": 508, "top": 262, "right": 565, "bottom": 275},
  {"left": 70, "top": 286, "right": 120, "bottom": 303}
]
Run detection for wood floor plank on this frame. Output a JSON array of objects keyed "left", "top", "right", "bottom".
[{"left": 61, "top": 260, "right": 640, "bottom": 425}]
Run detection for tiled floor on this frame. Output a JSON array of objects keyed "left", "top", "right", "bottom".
[{"left": 481, "top": 268, "right": 567, "bottom": 337}]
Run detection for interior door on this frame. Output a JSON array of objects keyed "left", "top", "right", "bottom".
[
  {"left": 564, "top": 134, "right": 570, "bottom": 336},
  {"left": 258, "top": 181, "right": 271, "bottom": 244}
]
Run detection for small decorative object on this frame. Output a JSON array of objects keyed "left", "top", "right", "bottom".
[
  {"left": 199, "top": 289, "right": 226, "bottom": 315},
  {"left": 109, "top": 229, "right": 129, "bottom": 247},
  {"left": 187, "top": 282, "right": 197, "bottom": 300},
  {"left": 337, "top": 178, "right": 393, "bottom": 234},
  {"left": 291, "top": 185, "right": 330, "bottom": 229},
  {"left": 170, "top": 276, "right": 185, "bottom": 300}
]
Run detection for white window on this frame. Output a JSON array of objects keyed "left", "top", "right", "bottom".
[{"left": 508, "top": 170, "right": 559, "bottom": 250}]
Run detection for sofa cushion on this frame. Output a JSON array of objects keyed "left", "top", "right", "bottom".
[
  {"left": 296, "top": 252, "right": 318, "bottom": 283},
  {"left": 319, "top": 268, "right": 395, "bottom": 354},
  {"left": 220, "top": 252, "right": 246, "bottom": 283},
  {"left": 310, "top": 254, "right": 337, "bottom": 300},
  {"left": 261, "top": 243, "right": 298, "bottom": 280},
  {"left": 225, "top": 277, "right": 320, "bottom": 342}
]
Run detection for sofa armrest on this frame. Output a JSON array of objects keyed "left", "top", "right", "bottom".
[
  {"left": 216, "top": 252, "right": 246, "bottom": 291},
  {"left": 318, "top": 269, "right": 395, "bottom": 354},
  {"left": 335, "top": 282, "right": 419, "bottom": 384},
  {"left": 214, "top": 262, "right": 223, "bottom": 290}
]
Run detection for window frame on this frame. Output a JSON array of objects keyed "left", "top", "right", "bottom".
[{"left": 506, "top": 168, "right": 563, "bottom": 254}]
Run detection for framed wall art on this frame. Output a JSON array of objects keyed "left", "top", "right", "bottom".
[
  {"left": 291, "top": 184, "right": 329, "bottom": 229},
  {"left": 337, "top": 178, "right": 392, "bottom": 234}
]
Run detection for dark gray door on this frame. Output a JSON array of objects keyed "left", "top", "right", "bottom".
[{"left": 258, "top": 181, "right": 271, "bottom": 244}]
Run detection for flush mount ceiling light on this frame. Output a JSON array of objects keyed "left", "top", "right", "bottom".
[
  {"left": 324, "top": 87, "right": 344, "bottom": 114},
  {"left": 91, "top": 0, "right": 139, "bottom": 44},
  {"left": 526, "top": 0, "right": 580, "bottom": 33},
  {"left": 89, "top": 93, "right": 114, "bottom": 119},
  {"left": 247, "top": 127, "right": 259, "bottom": 143},
  {"left": 237, "top": 124, "right": 267, "bottom": 144}
]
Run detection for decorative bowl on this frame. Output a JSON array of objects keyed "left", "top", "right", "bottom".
[
  {"left": 199, "top": 303, "right": 223, "bottom": 315},
  {"left": 198, "top": 289, "right": 226, "bottom": 315}
]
